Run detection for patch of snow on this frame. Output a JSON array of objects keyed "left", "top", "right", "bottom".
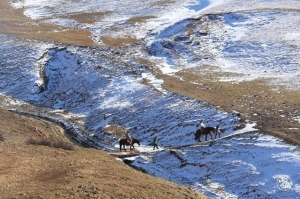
[{"left": 132, "top": 133, "right": 300, "bottom": 198}]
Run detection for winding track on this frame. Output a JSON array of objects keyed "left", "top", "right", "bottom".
[
  {"left": 8, "top": 109, "right": 259, "bottom": 160},
  {"left": 110, "top": 129, "right": 260, "bottom": 158}
]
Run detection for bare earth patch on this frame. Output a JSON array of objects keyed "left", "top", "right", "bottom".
[
  {"left": 101, "top": 36, "right": 139, "bottom": 47},
  {"left": 63, "top": 11, "right": 112, "bottom": 24},
  {"left": 0, "top": 23, "right": 94, "bottom": 46},
  {"left": 126, "top": 16, "right": 157, "bottom": 24}
]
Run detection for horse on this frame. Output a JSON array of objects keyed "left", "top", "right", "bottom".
[
  {"left": 119, "top": 138, "right": 141, "bottom": 151},
  {"left": 194, "top": 125, "right": 221, "bottom": 142}
]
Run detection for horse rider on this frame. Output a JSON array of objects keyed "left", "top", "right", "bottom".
[
  {"left": 125, "top": 130, "right": 132, "bottom": 145},
  {"left": 200, "top": 120, "right": 206, "bottom": 132}
]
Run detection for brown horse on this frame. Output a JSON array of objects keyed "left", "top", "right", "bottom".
[
  {"left": 194, "top": 125, "right": 221, "bottom": 142},
  {"left": 119, "top": 138, "right": 141, "bottom": 151}
]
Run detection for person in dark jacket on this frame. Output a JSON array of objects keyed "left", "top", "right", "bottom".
[{"left": 152, "top": 136, "right": 159, "bottom": 150}]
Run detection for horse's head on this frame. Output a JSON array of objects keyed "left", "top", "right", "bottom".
[
  {"left": 136, "top": 139, "right": 141, "bottom": 146},
  {"left": 131, "top": 138, "right": 141, "bottom": 146}
]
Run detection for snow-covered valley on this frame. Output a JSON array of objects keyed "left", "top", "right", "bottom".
[{"left": 1, "top": 0, "right": 300, "bottom": 198}]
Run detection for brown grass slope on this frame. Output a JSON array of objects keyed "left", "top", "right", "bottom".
[
  {"left": 0, "top": 107, "right": 207, "bottom": 199},
  {"left": 159, "top": 69, "right": 300, "bottom": 145},
  {"left": 0, "top": 1, "right": 94, "bottom": 46}
]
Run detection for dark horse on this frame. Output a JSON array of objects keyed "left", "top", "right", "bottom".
[
  {"left": 194, "top": 125, "right": 221, "bottom": 142},
  {"left": 119, "top": 138, "right": 141, "bottom": 151}
]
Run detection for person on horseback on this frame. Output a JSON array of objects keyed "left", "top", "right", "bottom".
[
  {"left": 200, "top": 120, "right": 205, "bottom": 132},
  {"left": 125, "top": 129, "right": 132, "bottom": 145}
]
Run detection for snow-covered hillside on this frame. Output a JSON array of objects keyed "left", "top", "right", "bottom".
[
  {"left": 1, "top": 0, "right": 300, "bottom": 198},
  {"left": 0, "top": 35, "right": 239, "bottom": 147},
  {"left": 147, "top": 10, "right": 300, "bottom": 90},
  {"left": 132, "top": 132, "right": 300, "bottom": 198},
  {"left": 9, "top": 0, "right": 300, "bottom": 90}
]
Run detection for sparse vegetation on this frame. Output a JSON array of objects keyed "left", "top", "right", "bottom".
[
  {"left": 0, "top": 1, "right": 94, "bottom": 46},
  {"left": 126, "top": 16, "right": 156, "bottom": 24},
  {"left": 65, "top": 11, "right": 112, "bottom": 24},
  {"left": 100, "top": 36, "right": 140, "bottom": 47},
  {"left": 26, "top": 137, "right": 75, "bottom": 150}
]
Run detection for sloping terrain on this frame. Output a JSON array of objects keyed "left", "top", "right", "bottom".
[
  {"left": 0, "top": 107, "right": 207, "bottom": 199},
  {"left": 132, "top": 131, "right": 300, "bottom": 198},
  {"left": 1, "top": 0, "right": 300, "bottom": 198},
  {"left": 0, "top": 36, "right": 241, "bottom": 148}
]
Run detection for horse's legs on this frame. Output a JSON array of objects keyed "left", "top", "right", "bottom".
[
  {"left": 213, "top": 133, "right": 220, "bottom": 140},
  {"left": 120, "top": 144, "right": 126, "bottom": 151},
  {"left": 197, "top": 136, "right": 201, "bottom": 142}
]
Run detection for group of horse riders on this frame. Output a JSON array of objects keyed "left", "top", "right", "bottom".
[
  {"left": 124, "top": 120, "right": 220, "bottom": 142},
  {"left": 122, "top": 120, "right": 220, "bottom": 150}
]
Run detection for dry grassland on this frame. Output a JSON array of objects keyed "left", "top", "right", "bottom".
[
  {"left": 0, "top": 1, "right": 94, "bottom": 46},
  {"left": 63, "top": 11, "right": 112, "bottom": 24},
  {"left": 159, "top": 68, "right": 300, "bottom": 145},
  {"left": 126, "top": 16, "right": 156, "bottom": 24},
  {"left": 101, "top": 36, "right": 139, "bottom": 47},
  {"left": 0, "top": 107, "right": 208, "bottom": 199}
]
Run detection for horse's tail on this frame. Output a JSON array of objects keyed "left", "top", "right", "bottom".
[{"left": 119, "top": 139, "right": 122, "bottom": 151}]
